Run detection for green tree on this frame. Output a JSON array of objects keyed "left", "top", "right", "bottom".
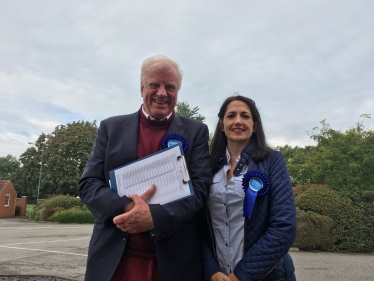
[
  {"left": 175, "top": 101, "right": 206, "bottom": 122},
  {"left": 12, "top": 121, "right": 98, "bottom": 199},
  {"left": 312, "top": 118, "right": 374, "bottom": 204},
  {"left": 0, "top": 154, "right": 20, "bottom": 179},
  {"left": 281, "top": 115, "right": 374, "bottom": 206},
  {"left": 43, "top": 121, "right": 97, "bottom": 196},
  {"left": 11, "top": 134, "right": 47, "bottom": 199},
  {"left": 277, "top": 145, "right": 319, "bottom": 186},
  {"left": 279, "top": 116, "right": 374, "bottom": 252}
]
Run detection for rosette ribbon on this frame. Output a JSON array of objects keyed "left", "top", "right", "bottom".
[
  {"left": 161, "top": 134, "right": 189, "bottom": 152},
  {"left": 242, "top": 170, "right": 270, "bottom": 219}
]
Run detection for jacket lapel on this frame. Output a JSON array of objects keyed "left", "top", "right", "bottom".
[
  {"left": 167, "top": 114, "right": 185, "bottom": 135},
  {"left": 123, "top": 112, "right": 139, "bottom": 163},
  {"left": 123, "top": 112, "right": 185, "bottom": 162}
]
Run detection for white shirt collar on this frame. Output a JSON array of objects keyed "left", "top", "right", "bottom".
[
  {"left": 141, "top": 105, "right": 173, "bottom": 121},
  {"left": 225, "top": 147, "right": 241, "bottom": 165}
]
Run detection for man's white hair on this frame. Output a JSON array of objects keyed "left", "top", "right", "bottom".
[{"left": 141, "top": 55, "right": 183, "bottom": 90}]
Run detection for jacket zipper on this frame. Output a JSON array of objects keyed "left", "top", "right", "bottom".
[
  {"left": 259, "top": 258, "right": 284, "bottom": 281},
  {"left": 260, "top": 262, "right": 277, "bottom": 281}
]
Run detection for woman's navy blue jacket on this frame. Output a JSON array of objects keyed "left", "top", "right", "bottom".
[{"left": 201, "top": 149, "right": 297, "bottom": 281}]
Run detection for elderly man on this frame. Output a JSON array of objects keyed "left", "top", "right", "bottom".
[{"left": 78, "top": 55, "right": 211, "bottom": 281}]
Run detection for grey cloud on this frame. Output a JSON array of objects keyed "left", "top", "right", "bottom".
[{"left": 0, "top": 0, "right": 373, "bottom": 157}]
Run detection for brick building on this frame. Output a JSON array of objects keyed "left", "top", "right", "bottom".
[
  {"left": 0, "top": 180, "right": 17, "bottom": 218},
  {"left": 16, "top": 196, "right": 27, "bottom": 216}
]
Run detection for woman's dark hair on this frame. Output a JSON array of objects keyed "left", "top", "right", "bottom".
[{"left": 210, "top": 95, "right": 273, "bottom": 174}]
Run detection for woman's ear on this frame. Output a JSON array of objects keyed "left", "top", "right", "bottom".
[{"left": 220, "top": 120, "right": 224, "bottom": 131}]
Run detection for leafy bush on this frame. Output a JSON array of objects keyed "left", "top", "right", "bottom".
[
  {"left": 293, "top": 184, "right": 324, "bottom": 197},
  {"left": 296, "top": 186, "right": 354, "bottom": 217},
  {"left": 33, "top": 195, "right": 85, "bottom": 211},
  {"left": 42, "top": 207, "right": 65, "bottom": 220},
  {"left": 281, "top": 118, "right": 374, "bottom": 195},
  {"left": 293, "top": 208, "right": 334, "bottom": 251},
  {"left": 295, "top": 186, "right": 374, "bottom": 252},
  {"left": 27, "top": 208, "right": 45, "bottom": 221},
  {"left": 81, "top": 204, "right": 89, "bottom": 211},
  {"left": 48, "top": 210, "right": 95, "bottom": 223},
  {"left": 28, "top": 195, "right": 89, "bottom": 221}
]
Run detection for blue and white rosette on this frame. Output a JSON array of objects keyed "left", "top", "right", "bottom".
[
  {"left": 242, "top": 170, "right": 270, "bottom": 219},
  {"left": 161, "top": 134, "right": 189, "bottom": 152}
]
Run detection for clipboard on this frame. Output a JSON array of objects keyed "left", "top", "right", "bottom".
[{"left": 109, "top": 144, "right": 193, "bottom": 205}]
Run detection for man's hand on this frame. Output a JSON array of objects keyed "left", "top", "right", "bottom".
[
  {"left": 113, "top": 184, "right": 156, "bottom": 233},
  {"left": 210, "top": 272, "right": 232, "bottom": 281},
  {"left": 124, "top": 184, "right": 156, "bottom": 213}
]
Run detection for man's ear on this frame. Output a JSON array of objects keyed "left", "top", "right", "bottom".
[{"left": 140, "top": 84, "right": 144, "bottom": 97}]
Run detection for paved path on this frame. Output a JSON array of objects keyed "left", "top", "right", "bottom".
[{"left": 1, "top": 217, "right": 373, "bottom": 280}]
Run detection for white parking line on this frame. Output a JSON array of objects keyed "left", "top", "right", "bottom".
[
  {"left": 0, "top": 245, "right": 88, "bottom": 256},
  {"left": 2, "top": 237, "right": 90, "bottom": 246},
  {"left": 1, "top": 226, "right": 92, "bottom": 230}
]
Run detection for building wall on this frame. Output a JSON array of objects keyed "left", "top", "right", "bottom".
[
  {"left": 37, "top": 199, "right": 46, "bottom": 205},
  {"left": 16, "top": 196, "right": 27, "bottom": 216},
  {"left": 0, "top": 183, "right": 17, "bottom": 218}
]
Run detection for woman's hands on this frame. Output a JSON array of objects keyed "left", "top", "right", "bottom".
[
  {"left": 228, "top": 273, "right": 239, "bottom": 281},
  {"left": 210, "top": 272, "right": 239, "bottom": 281},
  {"left": 210, "top": 272, "right": 232, "bottom": 281}
]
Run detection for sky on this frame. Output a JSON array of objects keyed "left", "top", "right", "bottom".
[{"left": 1, "top": 0, "right": 373, "bottom": 158}]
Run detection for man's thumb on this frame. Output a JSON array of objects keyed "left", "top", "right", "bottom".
[{"left": 141, "top": 184, "right": 156, "bottom": 201}]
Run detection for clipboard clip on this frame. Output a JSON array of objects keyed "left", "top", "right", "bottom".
[{"left": 177, "top": 155, "right": 190, "bottom": 184}]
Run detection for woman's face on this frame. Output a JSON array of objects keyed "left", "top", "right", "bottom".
[{"left": 221, "top": 100, "right": 255, "bottom": 146}]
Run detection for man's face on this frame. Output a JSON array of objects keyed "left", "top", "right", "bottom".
[{"left": 141, "top": 64, "right": 179, "bottom": 119}]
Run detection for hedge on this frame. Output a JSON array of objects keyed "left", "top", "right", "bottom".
[
  {"left": 293, "top": 207, "right": 334, "bottom": 251},
  {"left": 48, "top": 210, "right": 95, "bottom": 223},
  {"left": 295, "top": 186, "right": 374, "bottom": 252},
  {"left": 27, "top": 195, "right": 91, "bottom": 222},
  {"left": 33, "top": 195, "right": 85, "bottom": 211}
]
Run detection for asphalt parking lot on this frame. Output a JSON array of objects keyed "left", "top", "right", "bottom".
[
  {"left": 0, "top": 217, "right": 91, "bottom": 281},
  {"left": 1, "top": 217, "right": 374, "bottom": 281}
]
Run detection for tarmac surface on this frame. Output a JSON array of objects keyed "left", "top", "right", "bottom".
[{"left": 1, "top": 217, "right": 374, "bottom": 281}]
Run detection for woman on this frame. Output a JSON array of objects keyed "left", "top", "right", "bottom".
[{"left": 201, "top": 95, "right": 297, "bottom": 281}]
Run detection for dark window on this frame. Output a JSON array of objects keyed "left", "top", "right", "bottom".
[{"left": 4, "top": 195, "right": 10, "bottom": 206}]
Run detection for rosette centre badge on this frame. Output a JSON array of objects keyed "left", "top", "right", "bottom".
[
  {"left": 161, "top": 134, "right": 189, "bottom": 152},
  {"left": 249, "top": 177, "right": 263, "bottom": 192}
]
